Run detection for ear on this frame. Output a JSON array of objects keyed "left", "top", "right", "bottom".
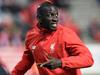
[
  {"left": 37, "top": 14, "right": 42, "bottom": 20},
  {"left": 37, "top": 14, "right": 43, "bottom": 23}
]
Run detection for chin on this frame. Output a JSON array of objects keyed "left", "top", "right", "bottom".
[
  {"left": 48, "top": 23, "right": 57, "bottom": 31},
  {"left": 50, "top": 27, "right": 57, "bottom": 31}
]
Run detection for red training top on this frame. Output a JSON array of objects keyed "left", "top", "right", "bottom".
[{"left": 12, "top": 24, "right": 94, "bottom": 75}]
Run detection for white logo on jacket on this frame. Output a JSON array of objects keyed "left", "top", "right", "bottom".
[
  {"left": 31, "top": 45, "right": 36, "bottom": 52},
  {"left": 50, "top": 43, "right": 55, "bottom": 53}
]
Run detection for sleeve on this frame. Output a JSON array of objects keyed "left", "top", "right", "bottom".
[
  {"left": 61, "top": 28, "right": 94, "bottom": 69},
  {"left": 11, "top": 31, "right": 34, "bottom": 75}
]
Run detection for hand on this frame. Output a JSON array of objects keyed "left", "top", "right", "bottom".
[{"left": 41, "top": 58, "right": 62, "bottom": 70}]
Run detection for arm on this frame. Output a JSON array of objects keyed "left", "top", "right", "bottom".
[
  {"left": 11, "top": 31, "right": 34, "bottom": 75},
  {"left": 61, "top": 28, "right": 94, "bottom": 69},
  {"left": 11, "top": 50, "right": 34, "bottom": 75}
]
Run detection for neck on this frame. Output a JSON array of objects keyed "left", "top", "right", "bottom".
[{"left": 37, "top": 23, "right": 55, "bottom": 34}]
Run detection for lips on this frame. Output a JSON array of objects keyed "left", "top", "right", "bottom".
[
  {"left": 51, "top": 24, "right": 57, "bottom": 27},
  {"left": 49, "top": 23, "right": 57, "bottom": 30},
  {"left": 48, "top": 21, "right": 58, "bottom": 30}
]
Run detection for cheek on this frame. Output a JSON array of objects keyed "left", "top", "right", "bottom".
[
  {"left": 41, "top": 16, "right": 52, "bottom": 24},
  {"left": 44, "top": 18, "right": 51, "bottom": 23}
]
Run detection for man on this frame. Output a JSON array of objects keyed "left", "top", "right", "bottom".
[
  {"left": 0, "top": 58, "right": 10, "bottom": 75},
  {"left": 12, "top": 1, "right": 94, "bottom": 75},
  {"left": 88, "top": 18, "right": 100, "bottom": 42}
]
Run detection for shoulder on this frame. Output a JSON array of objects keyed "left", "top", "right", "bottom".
[
  {"left": 26, "top": 29, "right": 35, "bottom": 39},
  {"left": 57, "top": 25, "right": 78, "bottom": 39},
  {"left": 26, "top": 27, "right": 39, "bottom": 39},
  {"left": 58, "top": 25, "right": 82, "bottom": 43},
  {"left": 58, "top": 25, "right": 75, "bottom": 34},
  {"left": 25, "top": 28, "right": 39, "bottom": 48}
]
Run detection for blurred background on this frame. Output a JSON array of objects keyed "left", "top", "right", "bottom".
[{"left": 0, "top": 0, "right": 100, "bottom": 75}]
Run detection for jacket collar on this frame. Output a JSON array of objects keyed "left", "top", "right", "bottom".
[{"left": 36, "top": 23, "right": 56, "bottom": 35}]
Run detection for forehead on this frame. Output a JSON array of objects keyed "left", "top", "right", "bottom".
[{"left": 43, "top": 6, "right": 58, "bottom": 13}]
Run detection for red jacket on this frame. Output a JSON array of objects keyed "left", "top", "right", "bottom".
[{"left": 12, "top": 24, "right": 94, "bottom": 75}]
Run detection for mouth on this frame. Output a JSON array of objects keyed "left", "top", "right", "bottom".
[
  {"left": 51, "top": 24, "right": 57, "bottom": 27},
  {"left": 47, "top": 21, "right": 58, "bottom": 30},
  {"left": 50, "top": 23, "right": 57, "bottom": 30},
  {"left": 50, "top": 21, "right": 57, "bottom": 26}
]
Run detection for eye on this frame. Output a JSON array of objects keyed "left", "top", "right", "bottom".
[
  {"left": 49, "top": 13, "right": 58, "bottom": 17},
  {"left": 46, "top": 13, "right": 51, "bottom": 17},
  {"left": 55, "top": 14, "right": 58, "bottom": 17},
  {"left": 45, "top": 12, "right": 58, "bottom": 18}
]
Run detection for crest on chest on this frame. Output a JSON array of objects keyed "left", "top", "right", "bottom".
[{"left": 50, "top": 43, "right": 55, "bottom": 53}]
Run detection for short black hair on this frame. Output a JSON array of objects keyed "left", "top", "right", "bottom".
[{"left": 37, "top": 1, "right": 57, "bottom": 16}]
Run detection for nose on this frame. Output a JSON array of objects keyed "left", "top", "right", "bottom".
[
  {"left": 52, "top": 19, "right": 58, "bottom": 22},
  {"left": 52, "top": 17, "right": 58, "bottom": 23}
]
